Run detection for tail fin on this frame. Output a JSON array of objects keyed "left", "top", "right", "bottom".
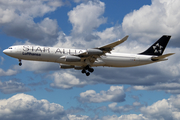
[{"left": 140, "top": 35, "right": 171, "bottom": 56}]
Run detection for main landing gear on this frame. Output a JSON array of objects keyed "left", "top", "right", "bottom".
[
  {"left": 19, "top": 59, "right": 22, "bottom": 66},
  {"left": 81, "top": 65, "right": 94, "bottom": 76}
]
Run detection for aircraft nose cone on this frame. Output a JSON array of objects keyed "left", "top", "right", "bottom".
[{"left": 3, "top": 49, "right": 9, "bottom": 55}]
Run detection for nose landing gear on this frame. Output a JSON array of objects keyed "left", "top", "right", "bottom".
[
  {"left": 81, "top": 65, "right": 94, "bottom": 76},
  {"left": 19, "top": 59, "right": 22, "bottom": 66}
]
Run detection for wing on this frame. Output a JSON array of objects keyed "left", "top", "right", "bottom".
[
  {"left": 76, "top": 35, "right": 129, "bottom": 63},
  {"left": 97, "top": 35, "right": 129, "bottom": 52}
]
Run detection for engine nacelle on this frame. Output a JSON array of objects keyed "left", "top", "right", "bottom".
[
  {"left": 86, "top": 49, "right": 103, "bottom": 55},
  {"left": 60, "top": 64, "right": 74, "bottom": 69},
  {"left": 74, "top": 66, "right": 84, "bottom": 70},
  {"left": 65, "top": 56, "right": 81, "bottom": 62}
]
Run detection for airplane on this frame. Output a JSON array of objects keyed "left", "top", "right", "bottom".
[{"left": 3, "top": 35, "right": 174, "bottom": 76}]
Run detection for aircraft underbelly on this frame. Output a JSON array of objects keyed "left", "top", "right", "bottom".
[
  {"left": 100, "top": 55, "right": 153, "bottom": 67},
  {"left": 103, "top": 58, "right": 137, "bottom": 67}
]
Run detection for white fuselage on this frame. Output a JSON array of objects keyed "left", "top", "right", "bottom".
[{"left": 3, "top": 45, "right": 155, "bottom": 68}]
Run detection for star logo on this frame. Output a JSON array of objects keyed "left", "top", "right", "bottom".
[{"left": 153, "top": 43, "right": 163, "bottom": 53}]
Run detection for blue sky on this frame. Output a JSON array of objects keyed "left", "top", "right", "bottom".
[{"left": 0, "top": 0, "right": 180, "bottom": 119}]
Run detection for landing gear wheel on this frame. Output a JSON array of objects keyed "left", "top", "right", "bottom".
[
  {"left": 88, "top": 68, "right": 94, "bottom": 73},
  {"left": 82, "top": 69, "right": 86, "bottom": 74},
  {"left": 82, "top": 65, "right": 94, "bottom": 76},
  {"left": 85, "top": 65, "right": 90, "bottom": 70},
  {"left": 18, "top": 59, "right": 22, "bottom": 66},
  {"left": 19, "top": 63, "right": 22, "bottom": 66},
  {"left": 86, "top": 72, "right": 90, "bottom": 76}
]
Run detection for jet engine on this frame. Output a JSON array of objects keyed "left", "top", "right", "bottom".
[
  {"left": 64, "top": 56, "right": 81, "bottom": 62},
  {"left": 86, "top": 49, "right": 103, "bottom": 55},
  {"left": 60, "top": 64, "right": 74, "bottom": 69},
  {"left": 60, "top": 64, "right": 83, "bottom": 70},
  {"left": 74, "top": 66, "right": 84, "bottom": 70}
]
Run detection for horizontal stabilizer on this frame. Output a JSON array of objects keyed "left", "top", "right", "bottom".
[{"left": 151, "top": 53, "right": 175, "bottom": 61}]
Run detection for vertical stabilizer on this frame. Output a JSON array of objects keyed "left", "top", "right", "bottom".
[{"left": 140, "top": 35, "right": 171, "bottom": 56}]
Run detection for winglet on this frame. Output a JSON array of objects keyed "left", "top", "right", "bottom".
[{"left": 120, "top": 35, "right": 129, "bottom": 43}]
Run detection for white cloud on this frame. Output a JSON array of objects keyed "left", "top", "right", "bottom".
[
  {"left": 38, "top": 17, "right": 59, "bottom": 37},
  {"left": 0, "top": 68, "right": 18, "bottom": 76},
  {"left": 95, "top": 25, "right": 122, "bottom": 42},
  {"left": 133, "top": 82, "right": 180, "bottom": 94},
  {"left": 0, "top": 80, "right": 30, "bottom": 94},
  {"left": 4, "top": 16, "right": 59, "bottom": 46},
  {"left": 50, "top": 71, "right": 88, "bottom": 89},
  {"left": 0, "top": 0, "right": 62, "bottom": 45},
  {"left": 73, "top": 0, "right": 90, "bottom": 3},
  {"left": 140, "top": 95, "right": 180, "bottom": 120},
  {"left": 6, "top": 93, "right": 179, "bottom": 120},
  {"left": 103, "top": 95, "right": 180, "bottom": 120},
  {"left": 48, "top": 0, "right": 64, "bottom": 7},
  {"left": 101, "top": 114, "right": 147, "bottom": 120},
  {"left": 122, "top": 0, "right": 180, "bottom": 45},
  {"left": 141, "top": 99, "right": 172, "bottom": 119},
  {"left": 13, "top": 60, "right": 60, "bottom": 73},
  {"left": 78, "top": 86, "right": 125, "bottom": 103},
  {"left": 158, "top": 48, "right": 180, "bottom": 77},
  {"left": 118, "top": 114, "right": 147, "bottom": 120},
  {"left": 0, "top": 56, "right": 4, "bottom": 65},
  {"left": 54, "top": 32, "right": 76, "bottom": 48},
  {"left": 0, "top": 0, "right": 57, "bottom": 18},
  {"left": 68, "top": 0, "right": 106, "bottom": 40},
  {"left": 108, "top": 101, "right": 143, "bottom": 114},
  {"left": 0, "top": 8, "right": 17, "bottom": 24},
  {"left": 0, "top": 93, "right": 93, "bottom": 120},
  {"left": 0, "top": 93, "right": 68, "bottom": 120},
  {"left": 67, "top": 114, "right": 89, "bottom": 120}
]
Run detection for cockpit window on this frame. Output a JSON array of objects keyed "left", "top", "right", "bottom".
[{"left": 8, "top": 47, "right": 12, "bottom": 49}]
